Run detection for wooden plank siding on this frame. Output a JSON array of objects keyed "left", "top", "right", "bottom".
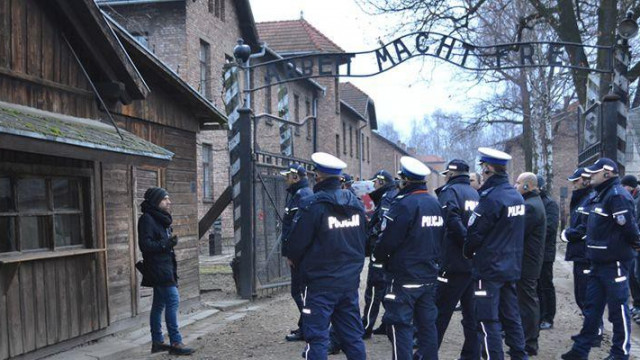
[{"left": 0, "top": 0, "right": 97, "bottom": 119}]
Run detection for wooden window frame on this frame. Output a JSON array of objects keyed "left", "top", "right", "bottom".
[
  {"left": 202, "top": 144, "right": 213, "bottom": 201},
  {"left": 199, "top": 40, "right": 211, "bottom": 99},
  {"left": 0, "top": 163, "right": 95, "bottom": 261}
]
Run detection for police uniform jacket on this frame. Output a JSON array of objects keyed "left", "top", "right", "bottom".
[
  {"left": 287, "top": 177, "right": 367, "bottom": 291},
  {"left": 366, "top": 183, "right": 398, "bottom": 256},
  {"left": 373, "top": 183, "right": 444, "bottom": 284},
  {"left": 435, "top": 175, "right": 479, "bottom": 274},
  {"left": 464, "top": 174, "right": 525, "bottom": 282},
  {"left": 280, "top": 178, "right": 313, "bottom": 258},
  {"left": 540, "top": 191, "right": 559, "bottom": 263},
  {"left": 521, "top": 190, "right": 546, "bottom": 279},
  {"left": 564, "top": 188, "right": 593, "bottom": 262},
  {"left": 585, "top": 177, "right": 640, "bottom": 264}
]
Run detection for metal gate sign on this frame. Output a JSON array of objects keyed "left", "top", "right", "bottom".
[{"left": 246, "top": 32, "right": 615, "bottom": 91}]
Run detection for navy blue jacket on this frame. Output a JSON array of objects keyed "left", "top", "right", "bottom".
[
  {"left": 464, "top": 174, "right": 525, "bottom": 282},
  {"left": 540, "top": 191, "right": 559, "bottom": 262},
  {"left": 585, "top": 177, "right": 640, "bottom": 264},
  {"left": 366, "top": 183, "right": 398, "bottom": 256},
  {"left": 374, "top": 183, "right": 444, "bottom": 284},
  {"left": 435, "top": 175, "right": 479, "bottom": 274},
  {"left": 564, "top": 187, "right": 593, "bottom": 262},
  {"left": 281, "top": 178, "right": 313, "bottom": 258},
  {"left": 288, "top": 177, "right": 367, "bottom": 291}
]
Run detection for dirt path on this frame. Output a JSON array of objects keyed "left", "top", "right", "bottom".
[{"left": 155, "top": 255, "right": 639, "bottom": 359}]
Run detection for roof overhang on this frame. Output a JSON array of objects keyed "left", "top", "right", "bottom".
[
  {"left": 340, "top": 100, "right": 367, "bottom": 122},
  {"left": 0, "top": 102, "right": 173, "bottom": 166}
]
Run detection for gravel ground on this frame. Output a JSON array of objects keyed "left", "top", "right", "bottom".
[{"left": 156, "top": 256, "right": 639, "bottom": 359}]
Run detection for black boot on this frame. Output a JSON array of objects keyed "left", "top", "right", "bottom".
[
  {"left": 286, "top": 328, "right": 305, "bottom": 342},
  {"left": 169, "top": 343, "right": 195, "bottom": 356},
  {"left": 560, "top": 349, "right": 587, "bottom": 360},
  {"left": 151, "top": 342, "right": 171, "bottom": 353}
]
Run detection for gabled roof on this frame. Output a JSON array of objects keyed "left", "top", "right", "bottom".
[
  {"left": 43, "top": 0, "right": 150, "bottom": 101},
  {"left": 340, "top": 82, "right": 378, "bottom": 130},
  {"left": 256, "top": 19, "right": 344, "bottom": 54},
  {"left": 106, "top": 14, "right": 227, "bottom": 126},
  {"left": 372, "top": 131, "right": 409, "bottom": 156}
]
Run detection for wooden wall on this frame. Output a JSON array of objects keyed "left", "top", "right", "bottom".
[{"left": 0, "top": 0, "right": 98, "bottom": 118}]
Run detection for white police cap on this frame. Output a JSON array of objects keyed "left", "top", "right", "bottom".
[
  {"left": 311, "top": 152, "right": 347, "bottom": 175},
  {"left": 478, "top": 147, "right": 512, "bottom": 166},
  {"left": 399, "top": 156, "right": 431, "bottom": 180}
]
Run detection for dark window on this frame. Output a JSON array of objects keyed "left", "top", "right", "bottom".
[
  {"left": 349, "top": 126, "right": 353, "bottom": 157},
  {"left": 336, "top": 135, "right": 340, "bottom": 156},
  {"left": 203, "top": 144, "right": 212, "bottom": 200},
  {"left": 342, "top": 123, "right": 346, "bottom": 154},
  {"left": 0, "top": 175, "right": 89, "bottom": 253},
  {"left": 215, "top": 0, "right": 225, "bottom": 21},
  {"left": 294, "top": 94, "right": 300, "bottom": 135},
  {"left": 335, "top": 78, "right": 340, "bottom": 113},
  {"left": 199, "top": 40, "right": 211, "bottom": 99},
  {"left": 356, "top": 132, "right": 361, "bottom": 159},
  {"left": 208, "top": 0, "right": 214, "bottom": 13},
  {"left": 265, "top": 86, "right": 272, "bottom": 114},
  {"left": 306, "top": 98, "right": 312, "bottom": 139},
  {"left": 367, "top": 136, "right": 370, "bottom": 163}
]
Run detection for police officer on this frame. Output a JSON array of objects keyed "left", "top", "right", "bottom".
[
  {"left": 362, "top": 169, "right": 398, "bottom": 338},
  {"left": 374, "top": 156, "right": 444, "bottom": 360},
  {"left": 561, "top": 168, "right": 603, "bottom": 348},
  {"left": 288, "top": 152, "right": 367, "bottom": 360},
  {"left": 434, "top": 159, "right": 480, "bottom": 359},
  {"left": 280, "top": 164, "right": 314, "bottom": 342},
  {"left": 562, "top": 158, "right": 640, "bottom": 360},
  {"left": 463, "top": 147, "right": 528, "bottom": 360}
]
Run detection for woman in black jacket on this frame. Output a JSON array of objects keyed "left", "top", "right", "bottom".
[{"left": 138, "top": 187, "right": 193, "bottom": 356}]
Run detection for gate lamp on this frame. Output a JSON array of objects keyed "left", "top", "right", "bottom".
[{"left": 618, "top": 10, "right": 639, "bottom": 40}]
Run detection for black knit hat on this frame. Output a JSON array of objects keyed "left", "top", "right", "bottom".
[
  {"left": 621, "top": 175, "right": 638, "bottom": 188},
  {"left": 144, "top": 187, "right": 169, "bottom": 207}
]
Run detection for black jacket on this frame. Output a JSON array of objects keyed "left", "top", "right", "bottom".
[
  {"left": 288, "top": 177, "right": 367, "bottom": 291},
  {"left": 585, "top": 177, "right": 640, "bottom": 264},
  {"left": 138, "top": 202, "right": 178, "bottom": 287},
  {"left": 281, "top": 178, "right": 313, "bottom": 258},
  {"left": 464, "top": 174, "right": 525, "bottom": 282},
  {"left": 521, "top": 191, "right": 546, "bottom": 279},
  {"left": 374, "top": 183, "right": 444, "bottom": 284},
  {"left": 540, "top": 191, "right": 559, "bottom": 262},
  {"left": 366, "top": 183, "right": 398, "bottom": 256},
  {"left": 435, "top": 175, "right": 479, "bottom": 273},
  {"left": 564, "top": 188, "right": 593, "bottom": 262}
]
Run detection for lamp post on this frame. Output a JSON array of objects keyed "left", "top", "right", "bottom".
[{"left": 599, "top": 10, "right": 638, "bottom": 174}]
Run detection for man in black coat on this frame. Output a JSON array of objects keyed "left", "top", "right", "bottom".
[
  {"left": 138, "top": 187, "right": 193, "bottom": 356},
  {"left": 536, "top": 175, "right": 560, "bottom": 330},
  {"left": 514, "top": 172, "right": 546, "bottom": 356},
  {"left": 621, "top": 174, "right": 640, "bottom": 323}
]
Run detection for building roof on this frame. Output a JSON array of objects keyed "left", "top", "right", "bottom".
[
  {"left": 256, "top": 19, "right": 344, "bottom": 54},
  {"left": 372, "top": 131, "right": 409, "bottom": 156},
  {"left": 0, "top": 101, "right": 173, "bottom": 164},
  {"left": 45, "top": 0, "right": 150, "bottom": 101},
  {"left": 339, "top": 82, "right": 377, "bottom": 129},
  {"left": 106, "top": 14, "right": 227, "bottom": 126}
]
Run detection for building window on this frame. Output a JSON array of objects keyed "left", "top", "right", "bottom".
[
  {"left": 199, "top": 40, "right": 211, "bottom": 99},
  {"left": 131, "top": 32, "right": 149, "bottom": 49},
  {"left": 202, "top": 144, "right": 212, "bottom": 200},
  {"left": 294, "top": 94, "right": 300, "bottom": 136},
  {"left": 342, "top": 122, "right": 346, "bottom": 154},
  {"left": 336, "top": 135, "right": 340, "bottom": 155},
  {"left": 264, "top": 86, "right": 272, "bottom": 114},
  {"left": 335, "top": 78, "right": 340, "bottom": 114},
  {"left": 214, "top": 0, "right": 225, "bottom": 21},
  {"left": 367, "top": 136, "right": 370, "bottom": 163},
  {"left": 208, "top": 0, "right": 214, "bottom": 13},
  {"left": 349, "top": 125, "right": 353, "bottom": 157},
  {"left": 306, "top": 98, "right": 312, "bottom": 139},
  {"left": 0, "top": 175, "right": 90, "bottom": 253},
  {"left": 356, "top": 132, "right": 361, "bottom": 159}
]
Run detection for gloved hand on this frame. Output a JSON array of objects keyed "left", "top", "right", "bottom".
[{"left": 168, "top": 235, "right": 178, "bottom": 248}]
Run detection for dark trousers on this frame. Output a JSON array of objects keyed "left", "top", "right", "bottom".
[
  {"left": 573, "top": 261, "right": 590, "bottom": 313},
  {"left": 383, "top": 282, "right": 438, "bottom": 360},
  {"left": 572, "top": 261, "right": 632, "bottom": 359},
  {"left": 301, "top": 288, "right": 366, "bottom": 360},
  {"left": 362, "top": 264, "right": 387, "bottom": 334},
  {"left": 291, "top": 265, "right": 304, "bottom": 330},
  {"left": 537, "top": 261, "right": 556, "bottom": 324},
  {"left": 435, "top": 272, "right": 478, "bottom": 359},
  {"left": 475, "top": 280, "right": 528, "bottom": 360},
  {"left": 629, "top": 256, "right": 640, "bottom": 308},
  {"left": 517, "top": 277, "right": 540, "bottom": 353}
]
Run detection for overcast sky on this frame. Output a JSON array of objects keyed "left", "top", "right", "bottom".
[{"left": 249, "top": 0, "right": 491, "bottom": 138}]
